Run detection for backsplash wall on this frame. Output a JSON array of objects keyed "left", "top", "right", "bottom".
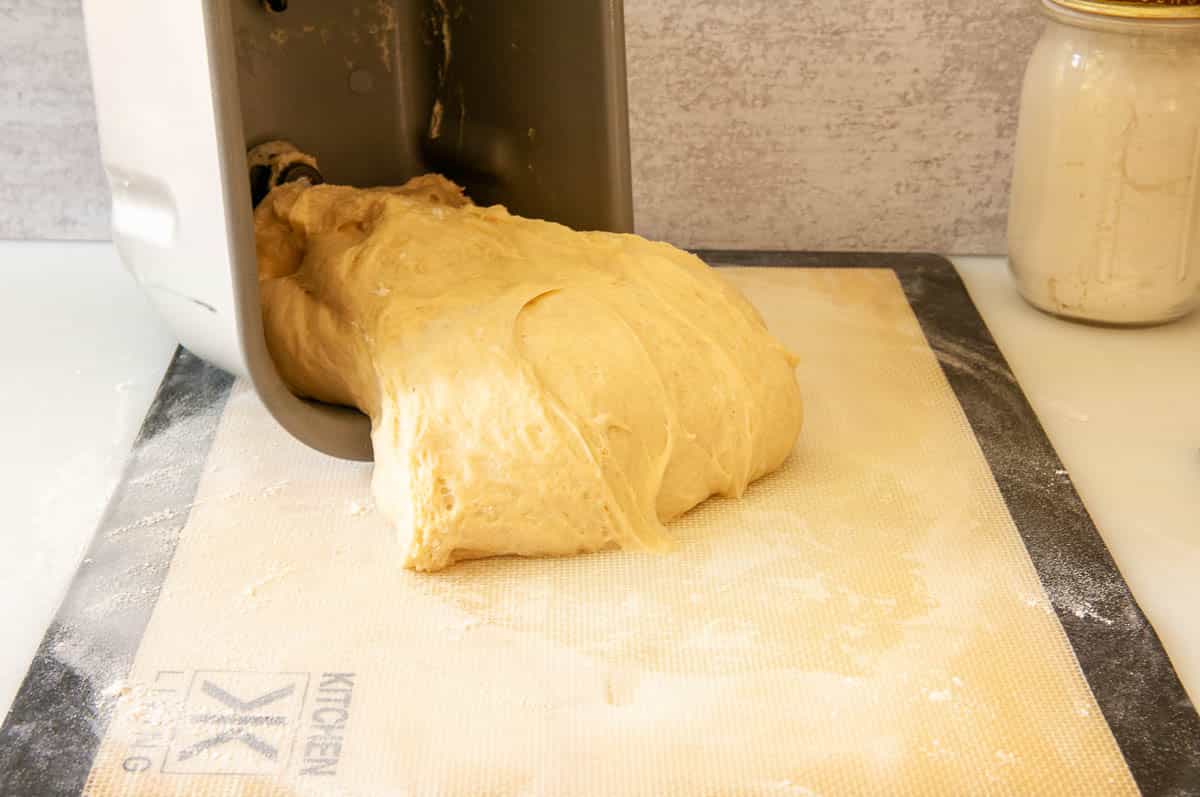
[{"left": 0, "top": 0, "right": 1041, "bottom": 253}]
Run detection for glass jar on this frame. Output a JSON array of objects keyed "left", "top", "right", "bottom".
[{"left": 1008, "top": 0, "right": 1200, "bottom": 325}]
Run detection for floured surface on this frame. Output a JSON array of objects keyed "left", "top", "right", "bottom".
[{"left": 84, "top": 268, "right": 1136, "bottom": 795}]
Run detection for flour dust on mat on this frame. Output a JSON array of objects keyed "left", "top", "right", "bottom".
[
  {"left": 82, "top": 269, "right": 1136, "bottom": 795},
  {"left": 254, "top": 173, "right": 803, "bottom": 571}
]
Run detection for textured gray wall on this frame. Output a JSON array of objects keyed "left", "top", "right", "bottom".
[
  {"left": 1, "top": 0, "right": 107, "bottom": 240},
  {"left": 625, "top": 1, "right": 1040, "bottom": 252},
  {"left": 0, "top": 1, "right": 1041, "bottom": 252}
]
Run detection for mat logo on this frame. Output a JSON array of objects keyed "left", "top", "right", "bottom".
[{"left": 164, "top": 671, "right": 309, "bottom": 775}]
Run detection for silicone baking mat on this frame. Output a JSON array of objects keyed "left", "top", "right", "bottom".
[{"left": 2, "top": 254, "right": 1197, "bottom": 796}]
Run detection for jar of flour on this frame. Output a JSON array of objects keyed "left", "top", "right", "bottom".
[{"left": 1008, "top": 0, "right": 1200, "bottom": 325}]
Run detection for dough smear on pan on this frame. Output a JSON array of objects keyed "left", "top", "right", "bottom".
[{"left": 255, "top": 175, "right": 803, "bottom": 571}]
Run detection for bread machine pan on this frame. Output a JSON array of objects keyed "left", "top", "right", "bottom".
[{"left": 82, "top": 0, "right": 635, "bottom": 460}]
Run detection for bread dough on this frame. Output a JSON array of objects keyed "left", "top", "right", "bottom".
[{"left": 254, "top": 175, "right": 803, "bottom": 571}]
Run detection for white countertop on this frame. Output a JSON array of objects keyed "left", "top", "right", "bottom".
[{"left": 0, "top": 243, "right": 1196, "bottom": 722}]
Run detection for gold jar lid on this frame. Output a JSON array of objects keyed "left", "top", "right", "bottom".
[{"left": 1051, "top": 0, "right": 1200, "bottom": 19}]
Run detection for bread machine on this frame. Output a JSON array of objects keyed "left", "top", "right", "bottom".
[{"left": 81, "top": 0, "right": 634, "bottom": 461}]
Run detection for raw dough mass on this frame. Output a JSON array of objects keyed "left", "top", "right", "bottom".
[{"left": 255, "top": 175, "right": 803, "bottom": 570}]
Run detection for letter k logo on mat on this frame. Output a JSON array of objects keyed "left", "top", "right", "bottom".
[{"left": 164, "top": 672, "right": 309, "bottom": 775}]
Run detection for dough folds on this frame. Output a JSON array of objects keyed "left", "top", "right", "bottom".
[{"left": 255, "top": 175, "right": 802, "bottom": 571}]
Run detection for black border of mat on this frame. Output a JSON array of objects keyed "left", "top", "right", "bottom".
[
  {"left": 0, "top": 350, "right": 233, "bottom": 797},
  {"left": 1, "top": 253, "right": 1196, "bottom": 796}
]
